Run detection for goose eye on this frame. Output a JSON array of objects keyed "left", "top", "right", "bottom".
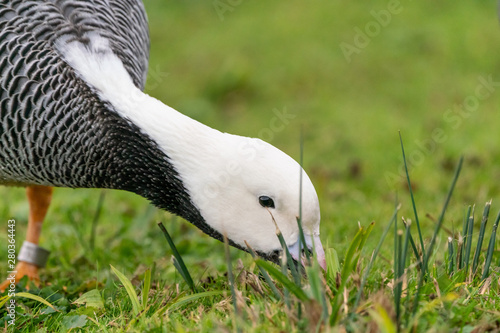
[{"left": 259, "top": 196, "right": 275, "bottom": 208}]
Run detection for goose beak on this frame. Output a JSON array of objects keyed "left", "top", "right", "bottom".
[{"left": 288, "top": 234, "right": 327, "bottom": 271}]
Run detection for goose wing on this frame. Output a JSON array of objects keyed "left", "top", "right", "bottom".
[
  {"left": 1, "top": 0, "right": 150, "bottom": 90},
  {"left": 54, "top": 0, "right": 151, "bottom": 90},
  {"left": 0, "top": 1, "right": 149, "bottom": 186}
]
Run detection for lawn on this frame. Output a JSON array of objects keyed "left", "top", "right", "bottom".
[{"left": 1, "top": 0, "right": 500, "bottom": 331}]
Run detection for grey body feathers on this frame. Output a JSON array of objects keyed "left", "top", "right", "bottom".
[{"left": 0, "top": 0, "right": 150, "bottom": 187}]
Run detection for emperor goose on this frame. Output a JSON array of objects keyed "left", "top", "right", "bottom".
[{"left": 0, "top": 0, "right": 325, "bottom": 289}]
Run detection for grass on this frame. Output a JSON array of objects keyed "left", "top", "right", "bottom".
[{"left": 1, "top": 0, "right": 500, "bottom": 331}]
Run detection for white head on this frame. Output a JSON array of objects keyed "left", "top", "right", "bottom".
[{"left": 181, "top": 133, "right": 326, "bottom": 269}]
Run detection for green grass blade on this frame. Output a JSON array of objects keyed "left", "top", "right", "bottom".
[
  {"left": 0, "top": 295, "right": 11, "bottom": 308},
  {"left": 281, "top": 251, "right": 291, "bottom": 309},
  {"left": 400, "top": 221, "right": 411, "bottom": 276},
  {"left": 142, "top": 268, "right": 152, "bottom": 310},
  {"left": 326, "top": 247, "right": 341, "bottom": 280},
  {"left": 295, "top": 135, "right": 303, "bottom": 333},
  {"left": 393, "top": 197, "right": 398, "bottom": 296},
  {"left": 459, "top": 206, "right": 471, "bottom": 269},
  {"left": 158, "top": 222, "right": 196, "bottom": 292},
  {"left": 412, "top": 156, "right": 463, "bottom": 317},
  {"left": 256, "top": 259, "right": 309, "bottom": 302},
  {"left": 223, "top": 234, "right": 239, "bottom": 319},
  {"left": 358, "top": 222, "right": 375, "bottom": 255},
  {"left": 297, "top": 217, "right": 311, "bottom": 264},
  {"left": 275, "top": 223, "right": 301, "bottom": 285},
  {"left": 448, "top": 237, "right": 455, "bottom": 275},
  {"left": 154, "top": 291, "right": 224, "bottom": 316},
  {"left": 395, "top": 229, "right": 403, "bottom": 325},
  {"left": 305, "top": 264, "right": 323, "bottom": 303},
  {"left": 297, "top": 130, "right": 311, "bottom": 264},
  {"left": 167, "top": 291, "right": 224, "bottom": 311},
  {"left": 481, "top": 210, "right": 500, "bottom": 280},
  {"left": 330, "top": 226, "right": 365, "bottom": 325},
  {"left": 465, "top": 212, "right": 474, "bottom": 273},
  {"left": 399, "top": 132, "right": 426, "bottom": 263},
  {"left": 457, "top": 234, "right": 464, "bottom": 271},
  {"left": 16, "top": 292, "right": 58, "bottom": 312},
  {"left": 351, "top": 222, "right": 375, "bottom": 273},
  {"left": 472, "top": 200, "right": 491, "bottom": 274},
  {"left": 398, "top": 220, "right": 411, "bottom": 325},
  {"left": 110, "top": 265, "right": 141, "bottom": 316},
  {"left": 342, "top": 227, "right": 365, "bottom": 280},
  {"left": 172, "top": 257, "right": 191, "bottom": 289},
  {"left": 90, "top": 190, "right": 105, "bottom": 251},
  {"left": 353, "top": 205, "right": 399, "bottom": 310},
  {"left": 306, "top": 264, "right": 329, "bottom": 324},
  {"left": 402, "top": 218, "right": 422, "bottom": 270}
]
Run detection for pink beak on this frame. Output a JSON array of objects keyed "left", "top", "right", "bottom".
[{"left": 288, "top": 234, "right": 327, "bottom": 271}]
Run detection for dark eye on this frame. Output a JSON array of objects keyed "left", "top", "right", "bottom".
[{"left": 259, "top": 195, "right": 275, "bottom": 208}]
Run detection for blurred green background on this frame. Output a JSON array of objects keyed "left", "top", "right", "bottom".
[{"left": 1, "top": 0, "right": 499, "bottom": 278}]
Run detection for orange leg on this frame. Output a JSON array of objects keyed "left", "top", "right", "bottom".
[{"left": 1, "top": 185, "right": 53, "bottom": 292}]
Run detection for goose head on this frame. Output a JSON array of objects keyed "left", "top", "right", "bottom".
[{"left": 179, "top": 133, "right": 326, "bottom": 269}]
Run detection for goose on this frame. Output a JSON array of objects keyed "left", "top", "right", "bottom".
[{"left": 0, "top": 0, "right": 325, "bottom": 290}]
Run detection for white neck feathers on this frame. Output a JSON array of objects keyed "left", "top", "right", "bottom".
[{"left": 57, "top": 34, "right": 225, "bottom": 194}]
